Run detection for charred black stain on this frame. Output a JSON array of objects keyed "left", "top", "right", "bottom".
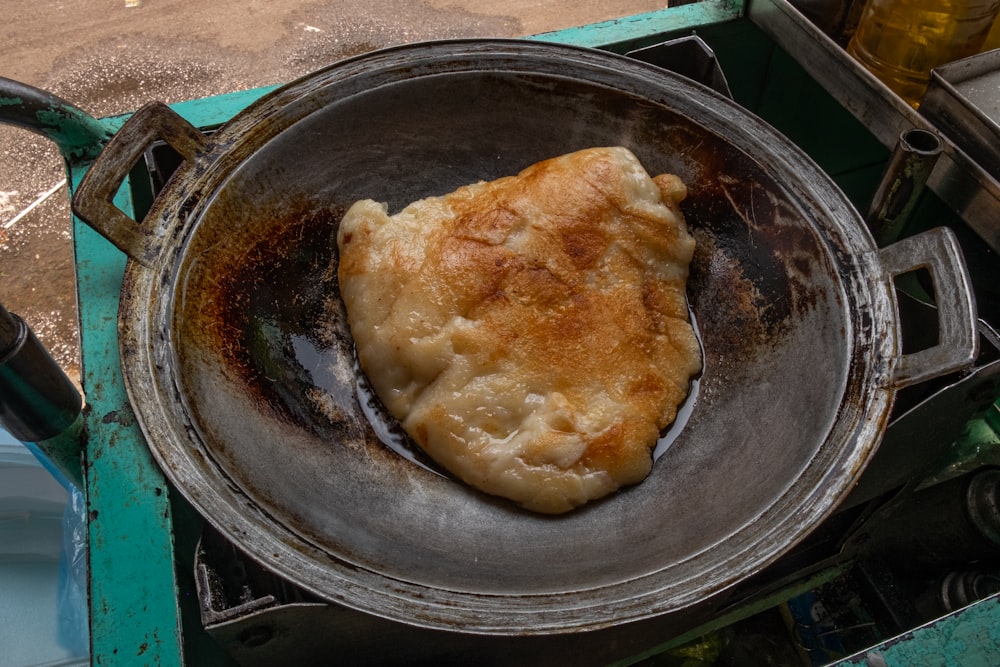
[
  {"left": 682, "top": 141, "right": 835, "bottom": 381},
  {"left": 173, "top": 197, "right": 380, "bottom": 448},
  {"left": 663, "top": 120, "right": 831, "bottom": 303}
]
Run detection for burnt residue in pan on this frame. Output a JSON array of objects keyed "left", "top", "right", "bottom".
[
  {"left": 178, "top": 198, "right": 445, "bottom": 471},
  {"left": 181, "top": 204, "right": 357, "bottom": 432},
  {"left": 681, "top": 146, "right": 836, "bottom": 384}
]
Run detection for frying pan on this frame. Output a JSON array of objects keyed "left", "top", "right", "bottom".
[{"left": 64, "top": 40, "right": 977, "bottom": 634}]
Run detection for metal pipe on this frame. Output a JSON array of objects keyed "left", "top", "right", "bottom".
[
  {"left": 0, "top": 77, "right": 112, "bottom": 162},
  {"left": 0, "top": 300, "right": 83, "bottom": 485},
  {"left": 866, "top": 127, "right": 944, "bottom": 246}
]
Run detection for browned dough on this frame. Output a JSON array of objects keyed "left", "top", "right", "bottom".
[{"left": 338, "top": 147, "right": 701, "bottom": 513}]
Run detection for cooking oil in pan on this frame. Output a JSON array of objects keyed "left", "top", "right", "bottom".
[
  {"left": 652, "top": 377, "right": 700, "bottom": 462},
  {"left": 354, "top": 360, "right": 446, "bottom": 477},
  {"left": 653, "top": 305, "right": 703, "bottom": 462}
]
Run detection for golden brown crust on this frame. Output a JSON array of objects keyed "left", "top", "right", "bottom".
[{"left": 338, "top": 147, "right": 701, "bottom": 513}]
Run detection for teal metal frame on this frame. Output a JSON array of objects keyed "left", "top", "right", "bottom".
[
  {"left": 71, "top": 89, "right": 281, "bottom": 666},
  {"left": 60, "top": 1, "right": 1000, "bottom": 664},
  {"left": 836, "top": 595, "right": 1000, "bottom": 666}
]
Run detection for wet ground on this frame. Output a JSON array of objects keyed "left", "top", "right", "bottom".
[{"left": 1, "top": 0, "right": 664, "bottom": 384}]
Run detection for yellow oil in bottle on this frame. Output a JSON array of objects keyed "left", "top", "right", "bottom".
[
  {"left": 982, "top": 9, "right": 1000, "bottom": 48},
  {"left": 847, "top": 0, "right": 1000, "bottom": 107}
]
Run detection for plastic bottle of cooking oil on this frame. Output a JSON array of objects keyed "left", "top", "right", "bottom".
[{"left": 847, "top": 0, "right": 1000, "bottom": 107}]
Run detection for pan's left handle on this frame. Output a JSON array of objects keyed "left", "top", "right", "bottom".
[
  {"left": 880, "top": 226, "right": 979, "bottom": 388},
  {"left": 72, "top": 102, "right": 210, "bottom": 267}
]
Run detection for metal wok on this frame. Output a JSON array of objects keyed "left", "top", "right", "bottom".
[{"left": 68, "top": 39, "right": 977, "bottom": 634}]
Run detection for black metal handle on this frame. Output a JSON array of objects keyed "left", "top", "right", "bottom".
[
  {"left": 0, "top": 300, "right": 84, "bottom": 487},
  {"left": 0, "top": 301, "right": 82, "bottom": 444}
]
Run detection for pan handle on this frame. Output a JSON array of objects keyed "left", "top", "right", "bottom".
[
  {"left": 879, "top": 226, "right": 979, "bottom": 388},
  {"left": 71, "top": 102, "right": 209, "bottom": 267}
]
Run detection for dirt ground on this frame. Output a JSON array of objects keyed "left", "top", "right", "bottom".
[{"left": 0, "top": 0, "right": 666, "bottom": 385}]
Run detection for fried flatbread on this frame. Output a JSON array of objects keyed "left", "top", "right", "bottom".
[{"left": 337, "top": 147, "right": 701, "bottom": 513}]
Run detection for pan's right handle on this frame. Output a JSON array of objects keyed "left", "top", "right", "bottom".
[
  {"left": 879, "top": 226, "right": 979, "bottom": 388},
  {"left": 72, "top": 102, "right": 210, "bottom": 267}
]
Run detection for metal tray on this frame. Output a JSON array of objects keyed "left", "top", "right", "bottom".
[{"left": 922, "top": 49, "right": 1000, "bottom": 183}]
